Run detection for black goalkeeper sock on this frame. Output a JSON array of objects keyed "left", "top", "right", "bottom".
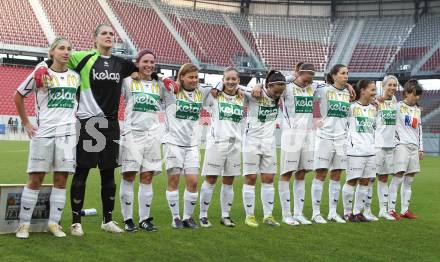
[
  {"left": 71, "top": 167, "right": 90, "bottom": 224},
  {"left": 100, "top": 168, "right": 116, "bottom": 223}
]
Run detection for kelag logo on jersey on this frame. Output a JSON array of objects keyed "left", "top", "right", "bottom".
[
  {"left": 92, "top": 69, "right": 120, "bottom": 83},
  {"left": 294, "top": 96, "right": 313, "bottom": 113},
  {"left": 176, "top": 100, "right": 201, "bottom": 121},
  {"left": 355, "top": 116, "right": 374, "bottom": 133},
  {"left": 381, "top": 109, "right": 396, "bottom": 125},
  {"left": 258, "top": 105, "right": 278, "bottom": 122},
  {"left": 218, "top": 102, "right": 244, "bottom": 123},
  {"left": 133, "top": 92, "right": 160, "bottom": 113},
  {"left": 48, "top": 87, "right": 76, "bottom": 108},
  {"left": 327, "top": 100, "right": 350, "bottom": 118}
]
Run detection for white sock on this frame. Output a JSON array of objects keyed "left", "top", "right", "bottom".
[
  {"left": 342, "top": 183, "right": 355, "bottom": 216},
  {"left": 199, "top": 181, "right": 215, "bottom": 218},
  {"left": 377, "top": 180, "right": 389, "bottom": 213},
  {"left": 183, "top": 189, "right": 198, "bottom": 220},
  {"left": 138, "top": 183, "right": 153, "bottom": 222},
  {"left": 220, "top": 184, "right": 234, "bottom": 218},
  {"left": 328, "top": 180, "right": 341, "bottom": 215},
  {"left": 400, "top": 176, "right": 414, "bottom": 214},
  {"left": 242, "top": 184, "right": 255, "bottom": 216},
  {"left": 119, "top": 179, "right": 134, "bottom": 221},
  {"left": 353, "top": 185, "right": 368, "bottom": 214},
  {"left": 293, "top": 179, "right": 305, "bottom": 216},
  {"left": 19, "top": 187, "right": 39, "bottom": 225},
  {"left": 278, "top": 180, "right": 291, "bottom": 218},
  {"left": 311, "top": 179, "right": 324, "bottom": 216},
  {"left": 166, "top": 190, "right": 180, "bottom": 219},
  {"left": 261, "top": 183, "right": 275, "bottom": 218},
  {"left": 364, "top": 180, "right": 374, "bottom": 213},
  {"left": 48, "top": 187, "right": 66, "bottom": 225},
  {"left": 388, "top": 176, "right": 403, "bottom": 212}
]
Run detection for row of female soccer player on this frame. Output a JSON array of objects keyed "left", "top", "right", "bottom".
[{"left": 13, "top": 24, "right": 423, "bottom": 239}]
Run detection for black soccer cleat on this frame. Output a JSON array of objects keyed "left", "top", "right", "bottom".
[
  {"left": 124, "top": 219, "right": 137, "bottom": 232},
  {"left": 139, "top": 217, "right": 158, "bottom": 232}
]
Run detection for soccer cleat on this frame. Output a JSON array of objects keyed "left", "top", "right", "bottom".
[
  {"left": 282, "top": 216, "right": 299, "bottom": 226},
  {"left": 263, "top": 216, "right": 280, "bottom": 227},
  {"left": 199, "top": 217, "right": 212, "bottom": 228},
  {"left": 311, "top": 214, "right": 327, "bottom": 224},
  {"left": 139, "top": 218, "right": 158, "bottom": 232},
  {"left": 124, "top": 219, "right": 137, "bottom": 232},
  {"left": 354, "top": 213, "right": 369, "bottom": 222},
  {"left": 220, "top": 217, "right": 235, "bottom": 227},
  {"left": 70, "top": 223, "right": 84, "bottom": 237},
  {"left": 182, "top": 218, "right": 199, "bottom": 229},
  {"left": 15, "top": 224, "right": 30, "bottom": 239},
  {"left": 171, "top": 217, "right": 184, "bottom": 229},
  {"left": 363, "top": 211, "right": 379, "bottom": 222},
  {"left": 101, "top": 221, "right": 124, "bottom": 233},
  {"left": 48, "top": 223, "right": 66, "bottom": 237},
  {"left": 245, "top": 215, "right": 259, "bottom": 228},
  {"left": 327, "top": 213, "right": 346, "bottom": 223},
  {"left": 344, "top": 213, "right": 359, "bottom": 222},
  {"left": 389, "top": 210, "right": 402, "bottom": 221},
  {"left": 400, "top": 210, "right": 417, "bottom": 219},
  {"left": 378, "top": 210, "right": 396, "bottom": 221},
  {"left": 293, "top": 215, "right": 312, "bottom": 225}
]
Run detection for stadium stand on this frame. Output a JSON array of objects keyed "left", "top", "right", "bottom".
[
  {"left": 0, "top": 66, "right": 34, "bottom": 116},
  {"left": 0, "top": 0, "right": 48, "bottom": 47}
]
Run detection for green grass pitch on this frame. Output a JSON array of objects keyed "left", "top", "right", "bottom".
[{"left": 0, "top": 140, "right": 439, "bottom": 261}]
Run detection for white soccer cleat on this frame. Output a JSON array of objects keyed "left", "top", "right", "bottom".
[
  {"left": 48, "top": 223, "right": 66, "bottom": 238},
  {"left": 327, "top": 213, "right": 346, "bottom": 223},
  {"left": 15, "top": 224, "right": 30, "bottom": 239},
  {"left": 70, "top": 223, "right": 84, "bottom": 237},
  {"left": 311, "top": 214, "right": 327, "bottom": 224},
  {"left": 101, "top": 221, "right": 124, "bottom": 233},
  {"left": 282, "top": 216, "right": 300, "bottom": 226},
  {"left": 378, "top": 210, "right": 396, "bottom": 221},
  {"left": 293, "top": 215, "right": 312, "bottom": 225},
  {"left": 363, "top": 211, "right": 379, "bottom": 222}
]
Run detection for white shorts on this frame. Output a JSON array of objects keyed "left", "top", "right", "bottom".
[
  {"left": 202, "top": 138, "right": 241, "bottom": 177},
  {"left": 346, "top": 156, "right": 376, "bottom": 181},
  {"left": 27, "top": 135, "right": 76, "bottom": 173},
  {"left": 120, "top": 133, "right": 162, "bottom": 174},
  {"left": 376, "top": 148, "right": 395, "bottom": 175},
  {"left": 394, "top": 144, "right": 420, "bottom": 174},
  {"left": 242, "top": 136, "right": 277, "bottom": 175},
  {"left": 163, "top": 143, "right": 199, "bottom": 175},
  {"left": 280, "top": 129, "right": 314, "bottom": 175},
  {"left": 313, "top": 136, "right": 347, "bottom": 171}
]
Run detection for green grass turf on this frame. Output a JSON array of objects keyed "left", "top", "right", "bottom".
[{"left": 0, "top": 140, "right": 439, "bottom": 261}]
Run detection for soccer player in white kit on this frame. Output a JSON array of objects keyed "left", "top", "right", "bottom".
[
  {"left": 373, "top": 75, "right": 399, "bottom": 221},
  {"left": 311, "top": 64, "right": 351, "bottom": 224},
  {"left": 278, "top": 63, "right": 317, "bottom": 226},
  {"left": 119, "top": 49, "right": 166, "bottom": 232},
  {"left": 163, "top": 63, "right": 214, "bottom": 229},
  {"left": 14, "top": 37, "right": 80, "bottom": 238},
  {"left": 242, "top": 70, "right": 286, "bottom": 228},
  {"left": 388, "top": 79, "right": 424, "bottom": 220},
  {"left": 198, "top": 67, "right": 244, "bottom": 228},
  {"left": 342, "top": 80, "right": 377, "bottom": 222}
]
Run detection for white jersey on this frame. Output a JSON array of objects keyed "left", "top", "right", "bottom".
[
  {"left": 315, "top": 84, "right": 351, "bottom": 140},
  {"left": 375, "top": 96, "right": 398, "bottom": 148},
  {"left": 243, "top": 86, "right": 280, "bottom": 139},
  {"left": 163, "top": 84, "right": 212, "bottom": 147},
  {"left": 121, "top": 77, "right": 165, "bottom": 135},
  {"left": 347, "top": 102, "right": 377, "bottom": 156},
  {"left": 395, "top": 101, "right": 423, "bottom": 151},
  {"left": 282, "top": 81, "right": 317, "bottom": 130},
  {"left": 205, "top": 91, "right": 245, "bottom": 142},
  {"left": 17, "top": 68, "right": 80, "bottom": 137}
]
